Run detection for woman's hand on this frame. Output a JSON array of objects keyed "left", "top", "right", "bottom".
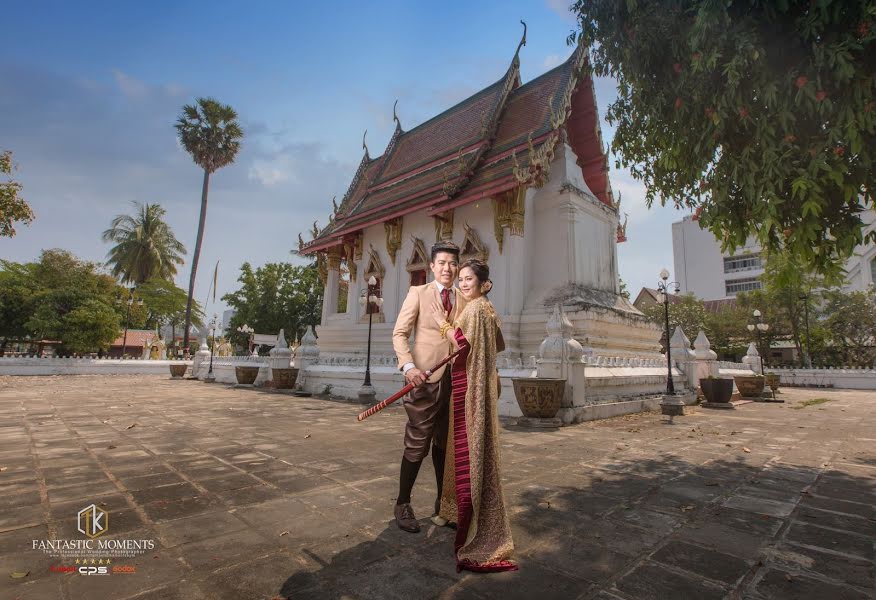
[{"left": 429, "top": 299, "right": 448, "bottom": 328}]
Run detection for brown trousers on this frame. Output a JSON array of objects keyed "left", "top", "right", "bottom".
[{"left": 402, "top": 369, "right": 451, "bottom": 462}]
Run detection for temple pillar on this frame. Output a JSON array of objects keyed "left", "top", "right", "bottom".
[{"left": 321, "top": 248, "right": 341, "bottom": 323}]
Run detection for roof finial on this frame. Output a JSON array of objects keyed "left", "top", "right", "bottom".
[
  {"left": 515, "top": 20, "right": 527, "bottom": 58},
  {"left": 362, "top": 129, "right": 369, "bottom": 158},
  {"left": 332, "top": 195, "right": 338, "bottom": 214},
  {"left": 393, "top": 99, "right": 401, "bottom": 129}
]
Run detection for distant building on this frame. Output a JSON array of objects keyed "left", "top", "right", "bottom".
[
  {"left": 672, "top": 210, "right": 876, "bottom": 301},
  {"left": 108, "top": 330, "right": 155, "bottom": 358}
]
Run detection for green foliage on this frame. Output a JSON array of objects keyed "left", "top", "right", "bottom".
[
  {"left": 820, "top": 287, "right": 876, "bottom": 366},
  {"left": 618, "top": 277, "right": 631, "bottom": 299},
  {"left": 0, "top": 150, "right": 35, "bottom": 237},
  {"left": 59, "top": 299, "right": 121, "bottom": 354},
  {"left": 175, "top": 98, "right": 244, "bottom": 174},
  {"left": 642, "top": 293, "right": 708, "bottom": 346},
  {"left": 136, "top": 278, "right": 204, "bottom": 330},
  {"left": 1, "top": 250, "right": 122, "bottom": 352},
  {"left": 102, "top": 202, "right": 186, "bottom": 284},
  {"left": 222, "top": 261, "right": 323, "bottom": 351},
  {"left": 570, "top": 0, "right": 876, "bottom": 278}
]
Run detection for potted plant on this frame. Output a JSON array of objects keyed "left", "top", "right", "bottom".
[
  {"left": 235, "top": 365, "right": 260, "bottom": 385},
  {"left": 168, "top": 363, "right": 188, "bottom": 379},
  {"left": 700, "top": 376, "right": 733, "bottom": 403},
  {"left": 734, "top": 374, "right": 765, "bottom": 398},
  {"left": 271, "top": 367, "right": 299, "bottom": 389},
  {"left": 764, "top": 372, "right": 780, "bottom": 393},
  {"left": 510, "top": 378, "right": 565, "bottom": 419}
]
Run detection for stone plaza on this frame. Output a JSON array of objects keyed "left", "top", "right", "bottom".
[{"left": 1, "top": 375, "right": 874, "bottom": 599}]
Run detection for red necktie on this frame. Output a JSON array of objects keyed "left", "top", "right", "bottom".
[{"left": 441, "top": 288, "right": 452, "bottom": 316}]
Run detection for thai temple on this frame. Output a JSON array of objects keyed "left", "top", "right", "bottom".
[{"left": 297, "top": 28, "right": 667, "bottom": 417}]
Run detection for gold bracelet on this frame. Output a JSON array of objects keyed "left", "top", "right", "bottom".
[{"left": 439, "top": 322, "right": 453, "bottom": 338}]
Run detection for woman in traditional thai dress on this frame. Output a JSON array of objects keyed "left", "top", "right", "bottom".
[{"left": 428, "top": 258, "right": 517, "bottom": 573}]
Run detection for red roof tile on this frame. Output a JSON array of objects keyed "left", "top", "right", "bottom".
[
  {"left": 302, "top": 44, "right": 611, "bottom": 254},
  {"left": 110, "top": 330, "right": 156, "bottom": 348}
]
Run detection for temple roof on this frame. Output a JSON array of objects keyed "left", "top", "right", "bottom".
[{"left": 302, "top": 39, "right": 613, "bottom": 254}]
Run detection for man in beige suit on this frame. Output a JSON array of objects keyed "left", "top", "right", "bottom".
[{"left": 391, "top": 240, "right": 466, "bottom": 533}]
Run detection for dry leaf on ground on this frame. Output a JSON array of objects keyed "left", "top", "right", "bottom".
[{"left": 742, "top": 447, "right": 751, "bottom": 453}]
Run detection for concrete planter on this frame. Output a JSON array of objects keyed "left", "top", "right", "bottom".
[
  {"left": 235, "top": 366, "right": 260, "bottom": 385},
  {"left": 734, "top": 375, "right": 765, "bottom": 398},
  {"left": 700, "top": 378, "right": 733, "bottom": 403},
  {"left": 511, "top": 378, "right": 565, "bottom": 419},
  {"left": 764, "top": 373, "right": 780, "bottom": 392},
  {"left": 168, "top": 363, "right": 188, "bottom": 379},
  {"left": 271, "top": 367, "right": 299, "bottom": 390}
]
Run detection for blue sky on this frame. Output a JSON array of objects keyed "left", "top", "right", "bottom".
[{"left": 1, "top": 0, "right": 689, "bottom": 323}]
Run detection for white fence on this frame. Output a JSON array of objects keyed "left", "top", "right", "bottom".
[
  {"left": 0, "top": 356, "right": 191, "bottom": 376},
  {"left": 770, "top": 366, "right": 876, "bottom": 390}
]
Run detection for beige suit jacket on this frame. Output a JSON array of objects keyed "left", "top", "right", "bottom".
[{"left": 393, "top": 283, "right": 467, "bottom": 383}]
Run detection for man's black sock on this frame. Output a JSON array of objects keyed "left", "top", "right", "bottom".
[
  {"left": 396, "top": 457, "right": 422, "bottom": 505},
  {"left": 431, "top": 444, "right": 446, "bottom": 504}
]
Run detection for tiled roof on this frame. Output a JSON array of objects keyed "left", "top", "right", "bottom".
[
  {"left": 302, "top": 42, "right": 610, "bottom": 254},
  {"left": 110, "top": 330, "right": 156, "bottom": 348}
]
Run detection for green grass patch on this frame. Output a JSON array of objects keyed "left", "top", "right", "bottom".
[{"left": 790, "top": 398, "right": 831, "bottom": 410}]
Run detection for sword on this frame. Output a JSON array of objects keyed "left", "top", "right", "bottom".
[{"left": 357, "top": 348, "right": 463, "bottom": 422}]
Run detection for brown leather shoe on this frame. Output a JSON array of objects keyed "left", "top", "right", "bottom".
[{"left": 394, "top": 502, "right": 420, "bottom": 533}]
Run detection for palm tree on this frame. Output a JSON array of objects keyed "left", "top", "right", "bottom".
[
  {"left": 102, "top": 202, "right": 186, "bottom": 284},
  {"left": 175, "top": 97, "right": 243, "bottom": 351}
]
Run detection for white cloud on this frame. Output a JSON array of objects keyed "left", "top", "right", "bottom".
[
  {"left": 543, "top": 54, "right": 564, "bottom": 69},
  {"left": 111, "top": 69, "right": 149, "bottom": 99},
  {"left": 248, "top": 154, "right": 299, "bottom": 187},
  {"left": 545, "top": 0, "right": 576, "bottom": 22}
]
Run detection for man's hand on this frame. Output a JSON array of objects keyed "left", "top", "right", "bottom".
[{"left": 405, "top": 368, "right": 426, "bottom": 387}]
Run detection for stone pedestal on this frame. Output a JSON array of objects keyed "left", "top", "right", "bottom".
[
  {"left": 192, "top": 338, "right": 210, "bottom": 380},
  {"left": 516, "top": 416, "right": 562, "bottom": 429},
  {"left": 296, "top": 326, "right": 320, "bottom": 393},
  {"left": 357, "top": 383, "right": 376, "bottom": 405}
]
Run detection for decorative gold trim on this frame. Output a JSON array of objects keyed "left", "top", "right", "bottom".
[
  {"left": 316, "top": 252, "right": 328, "bottom": 285},
  {"left": 617, "top": 213, "right": 629, "bottom": 243},
  {"left": 326, "top": 246, "right": 342, "bottom": 271},
  {"left": 406, "top": 236, "right": 429, "bottom": 273},
  {"left": 460, "top": 222, "right": 489, "bottom": 262},
  {"left": 509, "top": 185, "right": 526, "bottom": 237},
  {"left": 353, "top": 233, "right": 363, "bottom": 260},
  {"left": 384, "top": 218, "right": 403, "bottom": 266},
  {"left": 343, "top": 241, "right": 357, "bottom": 282},
  {"left": 433, "top": 209, "right": 454, "bottom": 241},
  {"left": 365, "top": 244, "right": 386, "bottom": 280}
]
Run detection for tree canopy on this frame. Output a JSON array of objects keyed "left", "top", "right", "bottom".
[
  {"left": 222, "top": 261, "right": 323, "bottom": 351},
  {"left": 1, "top": 250, "right": 122, "bottom": 353},
  {"left": 0, "top": 150, "right": 35, "bottom": 237},
  {"left": 102, "top": 201, "right": 186, "bottom": 284},
  {"left": 570, "top": 0, "right": 875, "bottom": 278}
]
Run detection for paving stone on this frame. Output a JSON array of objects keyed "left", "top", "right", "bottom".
[
  {"left": 652, "top": 540, "right": 751, "bottom": 585},
  {"left": 0, "top": 524, "right": 48, "bottom": 556},
  {"left": 4, "top": 377, "right": 875, "bottom": 598},
  {"left": 615, "top": 561, "right": 727, "bottom": 600},
  {"left": 769, "top": 542, "right": 875, "bottom": 589},
  {"left": 796, "top": 506, "right": 876, "bottom": 537},
  {"left": 785, "top": 521, "right": 874, "bottom": 560},
  {"left": 798, "top": 494, "right": 875, "bottom": 520},
  {"left": 675, "top": 521, "right": 766, "bottom": 560},
  {"left": 723, "top": 494, "right": 796, "bottom": 518},
  {"left": 155, "top": 511, "right": 249, "bottom": 547},
  {"left": 753, "top": 568, "right": 870, "bottom": 599}
]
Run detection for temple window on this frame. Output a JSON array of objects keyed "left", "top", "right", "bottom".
[{"left": 406, "top": 236, "right": 430, "bottom": 287}]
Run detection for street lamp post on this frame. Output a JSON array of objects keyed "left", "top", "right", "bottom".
[
  {"left": 798, "top": 293, "right": 813, "bottom": 368},
  {"left": 121, "top": 288, "right": 143, "bottom": 358},
  {"left": 747, "top": 310, "right": 770, "bottom": 373},
  {"left": 657, "top": 268, "right": 680, "bottom": 395},
  {"left": 205, "top": 313, "right": 219, "bottom": 382},
  {"left": 358, "top": 275, "right": 384, "bottom": 404}
]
